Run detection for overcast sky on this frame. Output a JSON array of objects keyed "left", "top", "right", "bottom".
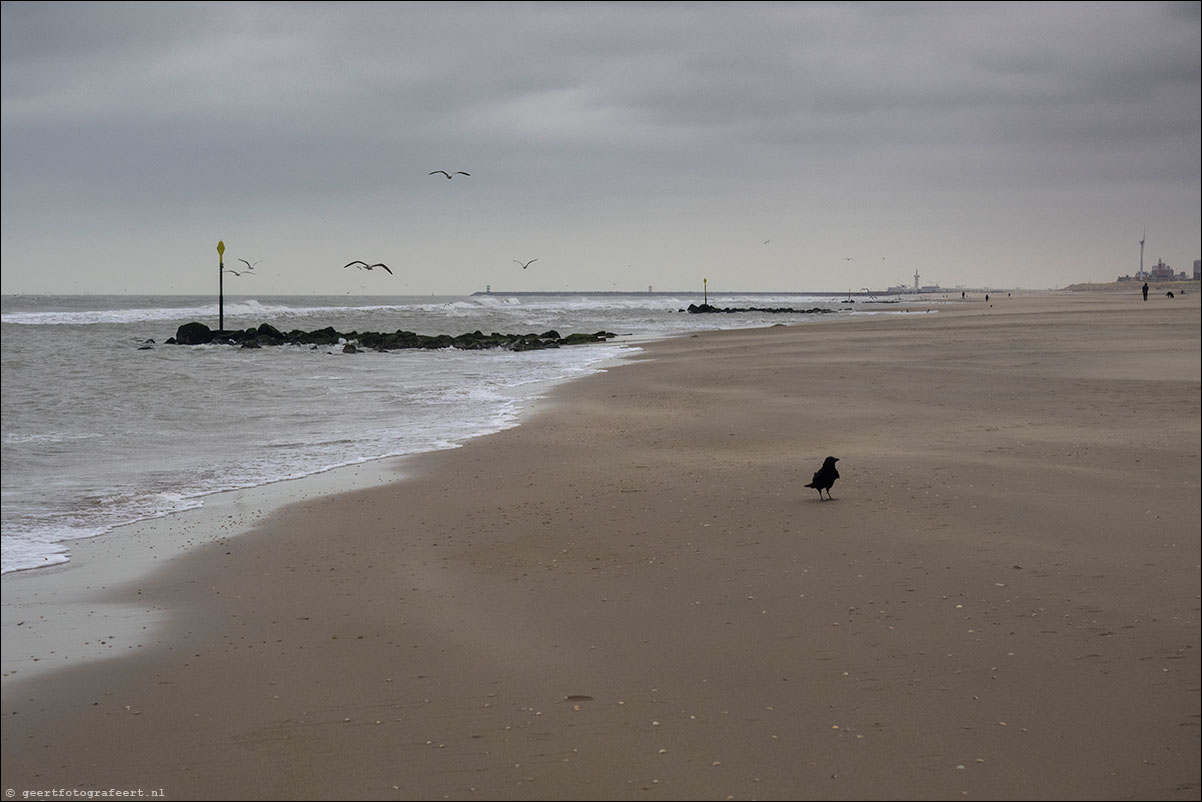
[{"left": 2, "top": 1, "right": 1199, "bottom": 296}]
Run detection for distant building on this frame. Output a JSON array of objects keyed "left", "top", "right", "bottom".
[
  {"left": 886, "top": 282, "right": 944, "bottom": 293},
  {"left": 1119, "top": 260, "right": 1197, "bottom": 282},
  {"left": 1149, "top": 259, "right": 1175, "bottom": 281}
]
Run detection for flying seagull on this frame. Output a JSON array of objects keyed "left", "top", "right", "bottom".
[
  {"left": 514, "top": 259, "right": 538, "bottom": 269},
  {"left": 237, "top": 259, "right": 260, "bottom": 270},
  {"left": 222, "top": 268, "right": 254, "bottom": 277},
  {"left": 345, "top": 261, "right": 393, "bottom": 275},
  {"left": 429, "top": 170, "right": 470, "bottom": 179}
]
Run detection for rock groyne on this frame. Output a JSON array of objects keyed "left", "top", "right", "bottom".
[{"left": 168, "top": 322, "right": 616, "bottom": 352}]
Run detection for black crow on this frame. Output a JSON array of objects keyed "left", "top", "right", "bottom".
[{"left": 805, "top": 456, "right": 840, "bottom": 500}]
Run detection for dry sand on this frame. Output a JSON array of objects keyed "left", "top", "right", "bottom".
[{"left": 2, "top": 290, "right": 1199, "bottom": 801}]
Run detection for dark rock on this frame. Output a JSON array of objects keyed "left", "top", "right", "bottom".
[
  {"left": 512, "top": 335, "right": 554, "bottom": 351},
  {"left": 255, "top": 323, "right": 286, "bottom": 346},
  {"left": 305, "top": 327, "right": 342, "bottom": 346},
  {"left": 175, "top": 321, "right": 214, "bottom": 344},
  {"left": 557, "top": 332, "right": 603, "bottom": 345}
]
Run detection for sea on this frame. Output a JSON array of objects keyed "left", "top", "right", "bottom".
[{"left": 1, "top": 291, "right": 902, "bottom": 574}]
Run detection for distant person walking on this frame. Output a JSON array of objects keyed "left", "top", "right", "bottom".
[{"left": 1142, "top": 282, "right": 1149, "bottom": 301}]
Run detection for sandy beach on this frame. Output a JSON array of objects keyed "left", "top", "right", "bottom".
[{"left": 2, "top": 290, "right": 1199, "bottom": 800}]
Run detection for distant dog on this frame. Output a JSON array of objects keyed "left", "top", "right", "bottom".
[
  {"left": 1166, "top": 291, "right": 1175, "bottom": 298},
  {"left": 805, "top": 456, "right": 840, "bottom": 500}
]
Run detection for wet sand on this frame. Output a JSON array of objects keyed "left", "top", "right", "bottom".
[{"left": 3, "top": 290, "right": 1199, "bottom": 800}]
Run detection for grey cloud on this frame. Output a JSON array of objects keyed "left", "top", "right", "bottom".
[{"left": 2, "top": 1, "right": 1197, "bottom": 294}]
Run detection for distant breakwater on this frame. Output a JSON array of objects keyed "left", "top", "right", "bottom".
[
  {"left": 166, "top": 322, "right": 616, "bottom": 352},
  {"left": 685, "top": 303, "right": 839, "bottom": 314}
]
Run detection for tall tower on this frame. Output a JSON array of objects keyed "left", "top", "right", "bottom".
[
  {"left": 913, "top": 269, "right": 920, "bottom": 291},
  {"left": 1139, "top": 228, "right": 1146, "bottom": 277}
]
